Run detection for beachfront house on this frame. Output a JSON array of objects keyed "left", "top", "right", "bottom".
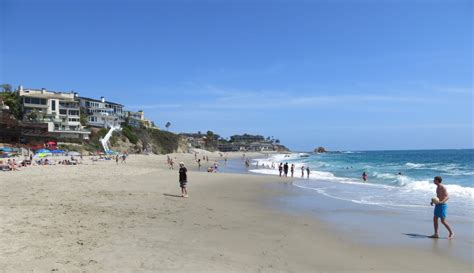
[
  {"left": 230, "top": 134, "right": 265, "bottom": 143},
  {"left": 179, "top": 133, "right": 207, "bottom": 149},
  {"left": 125, "top": 110, "right": 154, "bottom": 129},
  {"left": 249, "top": 142, "right": 274, "bottom": 152},
  {"left": 78, "top": 96, "right": 125, "bottom": 128},
  {"left": 18, "top": 86, "right": 90, "bottom": 140}
]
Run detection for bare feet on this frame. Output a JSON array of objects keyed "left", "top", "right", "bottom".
[
  {"left": 448, "top": 233, "right": 455, "bottom": 239},
  {"left": 428, "top": 234, "right": 439, "bottom": 239}
]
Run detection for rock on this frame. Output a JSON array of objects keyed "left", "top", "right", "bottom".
[{"left": 314, "top": 147, "right": 327, "bottom": 153}]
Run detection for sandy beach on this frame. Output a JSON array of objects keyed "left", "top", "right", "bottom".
[{"left": 0, "top": 152, "right": 472, "bottom": 272}]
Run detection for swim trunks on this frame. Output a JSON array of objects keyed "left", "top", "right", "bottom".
[{"left": 434, "top": 203, "right": 448, "bottom": 219}]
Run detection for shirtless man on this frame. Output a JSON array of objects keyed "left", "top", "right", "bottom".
[{"left": 430, "top": 176, "right": 454, "bottom": 239}]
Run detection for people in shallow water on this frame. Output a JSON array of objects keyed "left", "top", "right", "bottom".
[
  {"left": 362, "top": 172, "right": 368, "bottom": 182},
  {"left": 306, "top": 167, "right": 310, "bottom": 179},
  {"left": 301, "top": 166, "right": 305, "bottom": 178}
]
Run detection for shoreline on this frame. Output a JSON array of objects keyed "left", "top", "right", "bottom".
[
  {"left": 0, "top": 154, "right": 472, "bottom": 272},
  {"left": 220, "top": 157, "right": 474, "bottom": 264}
]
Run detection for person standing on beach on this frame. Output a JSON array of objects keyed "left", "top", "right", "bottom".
[
  {"left": 301, "top": 166, "right": 305, "bottom": 178},
  {"left": 197, "top": 159, "right": 201, "bottom": 170},
  {"left": 278, "top": 163, "right": 283, "bottom": 177},
  {"left": 306, "top": 167, "right": 310, "bottom": 179},
  {"left": 290, "top": 164, "right": 295, "bottom": 178},
  {"left": 283, "top": 163, "right": 289, "bottom": 177},
  {"left": 179, "top": 162, "right": 188, "bottom": 197},
  {"left": 430, "top": 176, "right": 454, "bottom": 239},
  {"left": 115, "top": 155, "right": 119, "bottom": 165}
]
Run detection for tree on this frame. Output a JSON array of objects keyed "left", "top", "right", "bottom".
[
  {"left": 165, "top": 121, "right": 171, "bottom": 131},
  {"left": 275, "top": 139, "right": 280, "bottom": 144},
  {"left": 0, "top": 84, "right": 12, "bottom": 93},
  {"left": 206, "top": 130, "right": 216, "bottom": 148},
  {"left": 80, "top": 113, "right": 88, "bottom": 127},
  {"left": 0, "top": 85, "right": 22, "bottom": 120},
  {"left": 26, "top": 110, "right": 39, "bottom": 121}
]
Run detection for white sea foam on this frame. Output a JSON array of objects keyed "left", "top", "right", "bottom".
[
  {"left": 405, "top": 162, "right": 426, "bottom": 169},
  {"left": 373, "top": 171, "right": 398, "bottom": 180},
  {"left": 403, "top": 180, "right": 474, "bottom": 199}
]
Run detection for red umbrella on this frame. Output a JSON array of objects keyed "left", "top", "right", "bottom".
[{"left": 46, "top": 141, "right": 57, "bottom": 145}]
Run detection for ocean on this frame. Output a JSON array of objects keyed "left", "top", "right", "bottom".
[{"left": 249, "top": 149, "right": 474, "bottom": 219}]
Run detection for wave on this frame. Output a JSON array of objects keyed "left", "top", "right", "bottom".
[
  {"left": 292, "top": 183, "right": 430, "bottom": 209},
  {"left": 405, "top": 162, "right": 426, "bottom": 169},
  {"left": 403, "top": 180, "right": 474, "bottom": 199},
  {"left": 373, "top": 171, "right": 398, "bottom": 180}
]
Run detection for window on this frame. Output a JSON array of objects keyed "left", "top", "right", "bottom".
[
  {"left": 59, "top": 109, "right": 67, "bottom": 115},
  {"left": 31, "top": 98, "right": 39, "bottom": 104},
  {"left": 51, "top": 100, "right": 56, "bottom": 111},
  {"left": 24, "top": 97, "right": 31, "bottom": 104},
  {"left": 69, "top": 110, "right": 79, "bottom": 116}
]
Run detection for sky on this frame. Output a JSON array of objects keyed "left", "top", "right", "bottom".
[{"left": 0, "top": 0, "right": 472, "bottom": 151}]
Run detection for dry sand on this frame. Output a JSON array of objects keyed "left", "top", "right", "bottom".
[{"left": 0, "top": 153, "right": 471, "bottom": 272}]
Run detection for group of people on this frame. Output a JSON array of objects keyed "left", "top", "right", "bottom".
[
  {"left": 115, "top": 154, "right": 128, "bottom": 165},
  {"left": 0, "top": 155, "right": 85, "bottom": 171},
  {"left": 277, "top": 162, "right": 311, "bottom": 179},
  {"left": 207, "top": 162, "right": 219, "bottom": 173},
  {"left": 0, "top": 158, "right": 22, "bottom": 171}
]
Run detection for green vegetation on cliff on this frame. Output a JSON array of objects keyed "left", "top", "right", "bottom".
[
  {"left": 83, "top": 126, "right": 183, "bottom": 154},
  {"left": 0, "top": 84, "right": 22, "bottom": 120}
]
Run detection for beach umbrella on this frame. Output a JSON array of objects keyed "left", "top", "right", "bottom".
[
  {"left": 0, "top": 147, "right": 13, "bottom": 152},
  {"left": 51, "top": 149, "right": 65, "bottom": 154},
  {"left": 47, "top": 141, "right": 57, "bottom": 145},
  {"left": 35, "top": 148, "right": 51, "bottom": 154},
  {"left": 34, "top": 153, "right": 51, "bottom": 158}
]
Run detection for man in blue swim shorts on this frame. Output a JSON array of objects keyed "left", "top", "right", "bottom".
[{"left": 430, "top": 176, "right": 454, "bottom": 239}]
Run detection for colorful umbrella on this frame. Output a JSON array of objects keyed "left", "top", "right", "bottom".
[{"left": 35, "top": 148, "right": 51, "bottom": 154}]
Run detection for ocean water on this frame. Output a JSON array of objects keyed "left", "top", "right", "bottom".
[{"left": 250, "top": 150, "right": 474, "bottom": 219}]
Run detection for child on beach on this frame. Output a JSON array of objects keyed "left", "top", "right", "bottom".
[
  {"left": 179, "top": 162, "right": 188, "bottom": 198},
  {"left": 430, "top": 176, "right": 454, "bottom": 239}
]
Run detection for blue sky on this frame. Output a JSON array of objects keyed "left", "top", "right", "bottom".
[{"left": 1, "top": 0, "right": 472, "bottom": 151}]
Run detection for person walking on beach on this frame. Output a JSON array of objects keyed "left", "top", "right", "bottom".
[
  {"left": 430, "top": 176, "right": 454, "bottom": 239},
  {"left": 301, "top": 166, "right": 305, "bottom": 178},
  {"left": 197, "top": 159, "right": 201, "bottom": 170},
  {"left": 278, "top": 163, "right": 283, "bottom": 177},
  {"left": 283, "top": 163, "right": 289, "bottom": 177},
  {"left": 179, "top": 162, "right": 188, "bottom": 197},
  {"left": 306, "top": 167, "right": 310, "bottom": 179},
  {"left": 290, "top": 164, "right": 295, "bottom": 178},
  {"left": 115, "top": 155, "right": 119, "bottom": 165}
]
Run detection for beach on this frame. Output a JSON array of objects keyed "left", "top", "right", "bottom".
[{"left": 0, "top": 153, "right": 472, "bottom": 272}]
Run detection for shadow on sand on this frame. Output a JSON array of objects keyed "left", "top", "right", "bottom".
[
  {"left": 404, "top": 233, "right": 446, "bottom": 240},
  {"left": 163, "top": 193, "right": 183, "bottom": 198}
]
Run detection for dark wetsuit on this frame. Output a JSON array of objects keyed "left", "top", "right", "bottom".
[{"left": 179, "top": 167, "right": 187, "bottom": 188}]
